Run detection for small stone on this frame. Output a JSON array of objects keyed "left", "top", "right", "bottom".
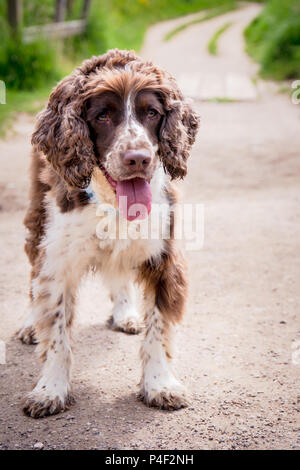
[{"left": 33, "top": 442, "right": 44, "bottom": 450}]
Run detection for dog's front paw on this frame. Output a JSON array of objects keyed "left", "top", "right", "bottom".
[
  {"left": 17, "top": 325, "right": 37, "bottom": 345},
  {"left": 139, "top": 377, "right": 189, "bottom": 410},
  {"left": 107, "top": 314, "right": 143, "bottom": 335},
  {"left": 22, "top": 384, "right": 74, "bottom": 418}
]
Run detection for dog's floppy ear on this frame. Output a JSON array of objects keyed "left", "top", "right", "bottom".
[
  {"left": 158, "top": 87, "right": 200, "bottom": 180},
  {"left": 31, "top": 50, "right": 140, "bottom": 189},
  {"left": 31, "top": 73, "right": 96, "bottom": 189}
]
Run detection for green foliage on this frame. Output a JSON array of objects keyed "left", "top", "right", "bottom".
[
  {"left": 0, "top": 0, "right": 241, "bottom": 134},
  {"left": 164, "top": 4, "right": 236, "bottom": 42},
  {"left": 0, "top": 2, "right": 60, "bottom": 91},
  {"left": 73, "top": 0, "right": 240, "bottom": 56},
  {"left": 0, "top": 0, "right": 241, "bottom": 91},
  {"left": 22, "top": 0, "right": 55, "bottom": 26},
  {"left": 245, "top": 0, "right": 300, "bottom": 80},
  {"left": 208, "top": 21, "right": 233, "bottom": 55},
  {"left": 0, "top": 34, "right": 60, "bottom": 91}
]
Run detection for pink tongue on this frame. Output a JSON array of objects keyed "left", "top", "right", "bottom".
[{"left": 116, "top": 178, "right": 152, "bottom": 221}]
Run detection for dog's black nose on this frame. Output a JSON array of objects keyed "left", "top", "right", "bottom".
[{"left": 123, "top": 149, "right": 151, "bottom": 171}]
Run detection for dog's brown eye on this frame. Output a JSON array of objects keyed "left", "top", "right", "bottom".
[
  {"left": 97, "top": 110, "right": 109, "bottom": 121},
  {"left": 147, "top": 108, "right": 158, "bottom": 118}
]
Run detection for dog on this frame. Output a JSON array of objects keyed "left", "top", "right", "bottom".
[{"left": 18, "top": 49, "right": 200, "bottom": 418}]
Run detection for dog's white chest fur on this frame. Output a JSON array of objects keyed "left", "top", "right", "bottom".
[{"left": 43, "top": 165, "right": 170, "bottom": 280}]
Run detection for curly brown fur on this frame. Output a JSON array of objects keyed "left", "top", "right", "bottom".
[
  {"left": 24, "top": 149, "right": 50, "bottom": 267},
  {"left": 31, "top": 49, "right": 199, "bottom": 189},
  {"left": 139, "top": 241, "right": 187, "bottom": 324}
]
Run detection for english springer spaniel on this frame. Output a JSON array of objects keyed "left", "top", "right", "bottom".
[{"left": 18, "top": 49, "right": 200, "bottom": 418}]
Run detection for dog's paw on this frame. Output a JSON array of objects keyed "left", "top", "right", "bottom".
[
  {"left": 22, "top": 379, "right": 74, "bottom": 419},
  {"left": 139, "top": 379, "right": 189, "bottom": 410},
  {"left": 107, "top": 314, "right": 143, "bottom": 335},
  {"left": 17, "top": 325, "right": 37, "bottom": 345},
  {"left": 22, "top": 390, "right": 75, "bottom": 419}
]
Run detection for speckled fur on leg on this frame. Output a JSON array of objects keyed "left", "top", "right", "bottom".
[
  {"left": 17, "top": 293, "right": 38, "bottom": 345},
  {"left": 107, "top": 280, "right": 143, "bottom": 334},
  {"left": 139, "top": 294, "right": 189, "bottom": 411},
  {"left": 22, "top": 244, "right": 81, "bottom": 418},
  {"left": 138, "top": 237, "right": 189, "bottom": 410}
]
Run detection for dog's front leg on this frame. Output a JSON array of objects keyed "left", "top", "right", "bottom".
[
  {"left": 139, "top": 251, "right": 189, "bottom": 410},
  {"left": 22, "top": 270, "right": 78, "bottom": 418}
]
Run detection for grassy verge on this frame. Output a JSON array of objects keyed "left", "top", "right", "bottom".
[
  {"left": 85, "top": 0, "right": 240, "bottom": 52},
  {"left": 244, "top": 0, "right": 300, "bottom": 80},
  {"left": 164, "top": 3, "right": 237, "bottom": 41},
  {"left": 65, "top": 0, "right": 242, "bottom": 58},
  {"left": 0, "top": 40, "right": 76, "bottom": 136},
  {"left": 208, "top": 21, "right": 233, "bottom": 55},
  {"left": 208, "top": 97, "right": 236, "bottom": 103},
  {"left": 0, "top": 0, "right": 242, "bottom": 135}
]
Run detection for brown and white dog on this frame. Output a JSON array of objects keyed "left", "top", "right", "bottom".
[{"left": 18, "top": 49, "right": 200, "bottom": 418}]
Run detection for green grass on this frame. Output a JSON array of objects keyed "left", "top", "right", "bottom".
[
  {"left": 74, "top": 0, "right": 240, "bottom": 55},
  {"left": 245, "top": 0, "right": 300, "bottom": 80},
  {"left": 207, "top": 21, "right": 233, "bottom": 55},
  {"left": 0, "top": 35, "right": 61, "bottom": 91},
  {"left": 0, "top": 0, "right": 243, "bottom": 135},
  {"left": 164, "top": 3, "right": 237, "bottom": 41},
  {"left": 277, "top": 85, "right": 290, "bottom": 93},
  {"left": 208, "top": 97, "right": 236, "bottom": 103},
  {"left": 0, "top": 49, "right": 75, "bottom": 136}
]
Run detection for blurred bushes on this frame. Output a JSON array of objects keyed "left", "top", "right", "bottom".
[
  {"left": 0, "top": 0, "right": 240, "bottom": 91},
  {"left": 0, "top": 33, "right": 60, "bottom": 91},
  {"left": 0, "top": 3, "right": 60, "bottom": 91},
  {"left": 245, "top": 0, "right": 300, "bottom": 80},
  {"left": 1, "top": 0, "right": 299, "bottom": 94},
  {"left": 22, "top": 0, "right": 55, "bottom": 26},
  {"left": 67, "top": 0, "right": 238, "bottom": 58}
]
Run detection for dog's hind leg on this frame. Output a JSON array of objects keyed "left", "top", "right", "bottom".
[
  {"left": 18, "top": 277, "right": 39, "bottom": 345},
  {"left": 20, "top": 149, "right": 49, "bottom": 345},
  {"left": 107, "top": 279, "right": 142, "bottom": 334},
  {"left": 17, "top": 308, "right": 37, "bottom": 345}
]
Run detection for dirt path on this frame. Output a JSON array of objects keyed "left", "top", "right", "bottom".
[{"left": 0, "top": 3, "right": 299, "bottom": 450}]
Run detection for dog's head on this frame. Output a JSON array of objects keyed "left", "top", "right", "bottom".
[{"left": 32, "top": 49, "right": 200, "bottom": 192}]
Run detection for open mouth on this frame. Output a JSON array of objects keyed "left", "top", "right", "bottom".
[{"left": 99, "top": 163, "right": 152, "bottom": 221}]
